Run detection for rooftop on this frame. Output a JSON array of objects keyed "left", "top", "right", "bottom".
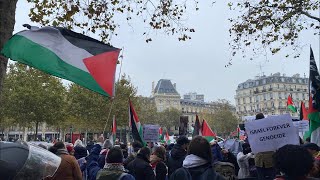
[
  {"left": 237, "top": 73, "right": 308, "bottom": 90},
  {"left": 154, "top": 79, "right": 179, "bottom": 95}
]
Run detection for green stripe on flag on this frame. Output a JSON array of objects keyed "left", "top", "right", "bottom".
[{"left": 288, "top": 105, "right": 297, "bottom": 113}]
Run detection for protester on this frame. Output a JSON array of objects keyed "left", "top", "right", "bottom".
[
  {"left": 221, "top": 149, "right": 239, "bottom": 176},
  {"left": 273, "top": 144, "right": 317, "bottom": 180},
  {"left": 98, "top": 139, "right": 113, "bottom": 168},
  {"left": 169, "top": 136, "right": 225, "bottom": 180},
  {"left": 165, "top": 143, "right": 174, "bottom": 165},
  {"left": 237, "top": 143, "right": 254, "bottom": 179},
  {"left": 211, "top": 141, "right": 223, "bottom": 163},
  {"left": 74, "top": 139, "right": 88, "bottom": 160},
  {"left": 87, "top": 144, "right": 134, "bottom": 180},
  {"left": 254, "top": 113, "right": 276, "bottom": 180},
  {"left": 167, "top": 136, "right": 189, "bottom": 176},
  {"left": 124, "top": 141, "right": 143, "bottom": 169},
  {"left": 148, "top": 142, "right": 157, "bottom": 153},
  {"left": 150, "top": 146, "right": 168, "bottom": 180},
  {"left": 127, "top": 147, "right": 156, "bottom": 180},
  {"left": 86, "top": 140, "right": 95, "bottom": 153},
  {"left": 121, "top": 143, "right": 129, "bottom": 159},
  {"left": 47, "top": 141, "right": 82, "bottom": 180},
  {"left": 304, "top": 143, "right": 320, "bottom": 178}
]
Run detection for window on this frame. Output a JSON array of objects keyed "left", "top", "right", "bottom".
[
  {"left": 263, "top": 94, "right": 266, "bottom": 100},
  {"left": 270, "top": 93, "right": 273, "bottom": 99},
  {"left": 277, "top": 84, "right": 280, "bottom": 88}
]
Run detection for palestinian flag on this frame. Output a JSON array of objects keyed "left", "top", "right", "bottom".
[
  {"left": 109, "top": 115, "right": 117, "bottom": 145},
  {"left": 159, "top": 127, "right": 164, "bottom": 141},
  {"left": 165, "top": 131, "right": 171, "bottom": 144},
  {"left": 287, "top": 95, "right": 297, "bottom": 113},
  {"left": 300, "top": 101, "right": 308, "bottom": 120},
  {"left": 1, "top": 26, "right": 120, "bottom": 97},
  {"left": 309, "top": 48, "right": 320, "bottom": 145},
  {"left": 129, "top": 100, "right": 145, "bottom": 145},
  {"left": 201, "top": 119, "right": 216, "bottom": 142},
  {"left": 192, "top": 115, "right": 201, "bottom": 137}
]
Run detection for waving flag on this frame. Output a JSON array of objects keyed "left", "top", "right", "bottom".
[
  {"left": 308, "top": 48, "right": 320, "bottom": 145},
  {"left": 159, "top": 127, "right": 164, "bottom": 141},
  {"left": 300, "top": 101, "right": 308, "bottom": 121},
  {"left": 1, "top": 26, "right": 120, "bottom": 97},
  {"left": 109, "top": 115, "right": 117, "bottom": 144},
  {"left": 129, "top": 100, "right": 145, "bottom": 145},
  {"left": 287, "top": 95, "right": 297, "bottom": 113},
  {"left": 201, "top": 119, "right": 216, "bottom": 142}
]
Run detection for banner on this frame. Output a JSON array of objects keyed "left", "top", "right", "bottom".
[
  {"left": 245, "top": 114, "right": 299, "bottom": 153},
  {"left": 143, "top": 124, "right": 160, "bottom": 142},
  {"left": 293, "top": 121, "right": 309, "bottom": 132}
]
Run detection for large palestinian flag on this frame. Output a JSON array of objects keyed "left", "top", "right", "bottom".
[
  {"left": 129, "top": 100, "right": 145, "bottom": 145},
  {"left": 308, "top": 48, "right": 320, "bottom": 145},
  {"left": 1, "top": 26, "right": 120, "bottom": 97}
]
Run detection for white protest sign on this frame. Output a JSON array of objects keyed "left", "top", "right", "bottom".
[
  {"left": 293, "top": 121, "right": 309, "bottom": 132},
  {"left": 245, "top": 114, "right": 299, "bottom": 153},
  {"left": 143, "top": 124, "right": 160, "bottom": 142}
]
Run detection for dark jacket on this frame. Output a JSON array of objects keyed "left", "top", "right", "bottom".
[
  {"left": 167, "top": 144, "right": 187, "bottom": 176},
  {"left": 74, "top": 145, "right": 88, "bottom": 160},
  {"left": 170, "top": 163, "right": 225, "bottom": 180},
  {"left": 127, "top": 153, "right": 156, "bottom": 180},
  {"left": 150, "top": 155, "right": 167, "bottom": 180},
  {"left": 96, "top": 165, "right": 134, "bottom": 180},
  {"left": 124, "top": 153, "right": 136, "bottom": 169}
]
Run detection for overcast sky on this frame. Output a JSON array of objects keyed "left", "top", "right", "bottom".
[{"left": 14, "top": 1, "right": 320, "bottom": 104}]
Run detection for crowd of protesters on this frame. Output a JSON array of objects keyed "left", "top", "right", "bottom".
[{"left": 5, "top": 112, "right": 320, "bottom": 180}]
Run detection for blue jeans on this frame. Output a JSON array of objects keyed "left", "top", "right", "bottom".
[{"left": 256, "top": 167, "right": 276, "bottom": 180}]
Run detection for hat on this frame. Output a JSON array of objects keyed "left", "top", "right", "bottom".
[
  {"left": 106, "top": 147, "right": 124, "bottom": 163},
  {"left": 304, "top": 143, "right": 319, "bottom": 151},
  {"left": 66, "top": 145, "right": 74, "bottom": 153}
]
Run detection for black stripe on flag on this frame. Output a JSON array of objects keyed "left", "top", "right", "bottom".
[
  {"left": 57, "top": 27, "right": 119, "bottom": 55},
  {"left": 130, "top": 104, "right": 144, "bottom": 144}
]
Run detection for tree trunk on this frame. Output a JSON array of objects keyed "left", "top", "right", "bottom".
[
  {"left": 35, "top": 121, "right": 39, "bottom": 140},
  {"left": 0, "top": 0, "right": 18, "bottom": 98}
]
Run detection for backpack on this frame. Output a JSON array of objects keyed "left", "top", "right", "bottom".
[
  {"left": 213, "top": 162, "right": 236, "bottom": 180},
  {"left": 180, "top": 167, "right": 221, "bottom": 180}
]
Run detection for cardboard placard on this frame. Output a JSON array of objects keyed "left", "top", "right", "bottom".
[{"left": 143, "top": 124, "right": 160, "bottom": 142}]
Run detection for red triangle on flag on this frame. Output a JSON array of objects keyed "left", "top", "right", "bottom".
[
  {"left": 83, "top": 50, "right": 120, "bottom": 97},
  {"left": 201, "top": 119, "right": 216, "bottom": 137}
]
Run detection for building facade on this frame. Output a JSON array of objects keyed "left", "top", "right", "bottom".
[
  {"left": 235, "top": 73, "right": 309, "bottom": 118},
  {"left": 152, "top": 79, "right": 217, "bottom": 132}
]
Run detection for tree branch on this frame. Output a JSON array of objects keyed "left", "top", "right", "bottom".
[{"left": 300, "top": 11, "right": 320, "bottom": 22}]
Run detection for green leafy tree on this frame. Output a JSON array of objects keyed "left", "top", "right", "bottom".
[
  {"left": 158, "top": 108, "right": 181, "bottom": 132},
  {"left": 136, "top": 96, "right": 159, "bottom": 124},
  {"left": 3, "top": 63, "right": 66, "bottom": 139},
  {"left": 67, "top": 75, "right": 138, "bottom": 133},
  {"left": 200, "top": 99, "right": 238, "bottom": 136},
  {"left": 229, "top": 0, "right": 320, "bottom": 61}
]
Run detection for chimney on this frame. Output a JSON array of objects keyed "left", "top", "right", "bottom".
[
  {"left": 173, "top": 83, "right": 176, "bottom": 90},
  {"left": 152, "top": 81, "right": 155, "bottom": 93}
]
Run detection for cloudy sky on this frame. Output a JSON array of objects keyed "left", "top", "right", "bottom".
[{"left": 14, "top": 1, "right": 320, "bottom": 104}]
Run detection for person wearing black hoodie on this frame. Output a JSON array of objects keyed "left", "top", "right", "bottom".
[
  {"left": 167, "top": 136, "right": 190, "bottom": 176},
  {"left": 127, "top": 147, "right": 156, "bottom": 180},
  {"left": 170, "top": 136, "right": 225, "bottom": 180}
]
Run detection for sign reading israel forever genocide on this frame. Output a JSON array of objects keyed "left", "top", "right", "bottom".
[{"left": 245, "top": 114, "right": 299, "bottom": 153}]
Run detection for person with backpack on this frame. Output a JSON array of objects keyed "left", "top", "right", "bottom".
[
  {"left": 170, "top": 136, "right": 225, "bottom": 180},
  {"left": 150, "top": 146, "right": 168, "bottom": 180},
  {"left": 86, "top": 144, "right": 134, "bottom": 180},
  {"left": 127, "top": 147, "right": 156, "bottom": 180}
]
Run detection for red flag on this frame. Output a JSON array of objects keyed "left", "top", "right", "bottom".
[
  {"left": 300, "top": 101, "right": 308, "bottom": 120},
  {"left": 201, "top": 119, "right": 216, "bottom": 142}
]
